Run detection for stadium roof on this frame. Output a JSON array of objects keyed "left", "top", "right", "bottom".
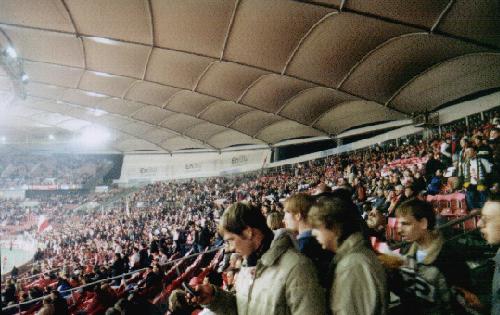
[{"left": 1, "top": 0, "right": 500, "bottom": 153}]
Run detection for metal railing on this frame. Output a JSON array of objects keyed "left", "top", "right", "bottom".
[{"left": 1, "top": 245, "right": 223, "bottom": 313}]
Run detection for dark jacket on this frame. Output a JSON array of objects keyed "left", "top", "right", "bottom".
[
  {"left": 397, "top": 233, "right": 471, "bottom": 315},
  {"left": 297, "top": 230, "right": 334, "bottom": 288},
  {"left": 425, "top": 158, "right": 444, "bottom": 181},
  {"left": 493, "top": 249, "right": 500, "bottom": 315}
]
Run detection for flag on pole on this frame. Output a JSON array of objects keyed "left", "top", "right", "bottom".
[{"left": 37, "top": 215, "right": 52, "bottom": 233}]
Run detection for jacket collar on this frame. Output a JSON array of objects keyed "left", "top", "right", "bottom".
[
  {"left": 406, "top": 231, "right": 443, "bottom": 265},
  {"left": 334, "top": 232, "right": 366, "bottom": 263},
  {"left": 260, "top": 232, "right": 294, "bottom": 267}
]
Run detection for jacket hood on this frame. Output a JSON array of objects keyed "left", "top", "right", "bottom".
[{"left": 260, "top": 232, "right": 295, "bottom": 267}]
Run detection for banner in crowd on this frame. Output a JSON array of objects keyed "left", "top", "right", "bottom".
[{"left": 120, "top": 150, "right": 270, "bottom": 183}]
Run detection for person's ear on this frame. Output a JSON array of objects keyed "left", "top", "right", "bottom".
[
  {"left": 242, "top": 227, "right": 253, "bottom": 240},
  {"left": 419, "top": 218, "right": 428, "bottom": 230}
]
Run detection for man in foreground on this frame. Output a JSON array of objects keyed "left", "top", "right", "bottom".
[
  {"left": 194, "top": 202, "right": 326, "bottom": 315},
  {"left": 477, "top": 194, "right": 500, "bottom": 315}
]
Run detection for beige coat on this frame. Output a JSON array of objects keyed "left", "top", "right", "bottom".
[
  {"left": 207, "top": 233, "right": 326, "bottom": 315},
  {"left": 330, "top": 232, "right": 388, "bottom": 315}
]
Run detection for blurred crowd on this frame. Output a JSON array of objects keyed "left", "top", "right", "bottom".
[
  {"left": 1, "top": 111, "right": 499, "bottom": 315},
  {"left": 0, "top": 155, "right": 114, "bottom": 188}
]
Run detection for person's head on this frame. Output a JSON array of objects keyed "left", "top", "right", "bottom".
[
  {"left": 404, "top": 185, "right": 415, "bottom": 199},
  {"left": 465, "top": 146, "right": 477, "bottom": 159},
  {"left": 376, "top": 188, "right": 384, "bottom": 197},
  {"left": 49, "top": 290, "right": 61, "bottom": 301},
  {"left": 460, "top": 137, "right": 469, "bottom": 148},
  {"left": 283, "top": 193, "right": 315, "bottom": 231},
  {"left": 308, "top": 197, "right": 362, "bottom": 252},
  {"left": 219, "top": 202, "right": 273, "bottom": 258},
  {"left": 367, "top": 208, "right": 386, "bottom": 230},
  {"left": 490, "top": 127, "right": 499, "bottom": 140},
  {"left": 435, "top": 169, "right": 442, "bottom": 177},
  {"left": 395, "top": 185, "right": 404, "bottom": 196},
  {"left": 477, "top": 194, "right": 500, "bottom": 245},
  {"left": 313, "top": 182, "right": 331, "bottom": 196},
  {"left": 225, "top": 268, "right": 237, "bottom": 285},
  {"left": 168, "top": 289, "right": 193, "bottom": 315},
  {"left": 474, "top": 136, "right": 482, "bottom": 146},
  {"left": 396, "top": 199, "right": 436, "bottom": 243},
  {"left": 266, "top": 212, "right": 284, "bottom": 231}
]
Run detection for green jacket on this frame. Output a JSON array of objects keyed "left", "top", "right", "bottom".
[
  {"left": 331, "top": 232, "right": 388, "bottom": 315},
  {"left": 207, "top": 233, "right": 326, "bottom": 315}
]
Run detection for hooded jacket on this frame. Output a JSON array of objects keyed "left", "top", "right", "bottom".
[
  {"left": 330, "top": 232, "right": 388, "bottom": 315},
  {"left": 206, "top": 233, "right": 326, "bottom": 315}
]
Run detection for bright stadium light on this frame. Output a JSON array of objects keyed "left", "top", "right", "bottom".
[
  {"left": 85, "top": 91, "right": 107, "bottom": 98},
  {"left": 48, "top": 134, "right": 55, "bottom": 140},
  {"left": 21, "top": 73, "right": 29, "bottom": 82},
  {"left": 88, "top": 108, "right": 107, "bottom": 117},
  {"left": 1, "top": 136, "right": 6, "bottom": 143},
  {"left": 93, "top": 71, "right": 113, "bottom": 77},
  {"left": 5, "top": 46, "right": 17, "bottom": 59},
  {"left": 79, "top": 126, "right": 111, "bottom": 147},
  {"left": 87, "top": 37, "right": 117, "bottom": 45}
]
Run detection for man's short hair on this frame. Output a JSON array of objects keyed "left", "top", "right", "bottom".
[
  {"left": 219, "top": 202, "right": 271, "bottom": 236},
  {"left": 308, "top": 197, "right": 362, "bottom": 244},
  {"left": 396, "top": 199, "right": 436, "bottom": 230},
  {"left": 284, "top": 193, "right": 315, "bottom": 218},
  {"left": 266, "top": 211, "right": 284, "bottom": 230}
]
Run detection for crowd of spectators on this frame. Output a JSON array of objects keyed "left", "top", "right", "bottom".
[
  {"left": 1, "top": 111, "right": 499, "bottom": 314},
  {"left": 0, "top": 155, "right": 114, "bottom": 188}
]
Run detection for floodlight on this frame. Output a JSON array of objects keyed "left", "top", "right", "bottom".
[
  {"left": 5, "top": 46, "right": 17, "bottom": 59},
  {"left": 79, "top": 126, "right": 111, "bottom": 146}
]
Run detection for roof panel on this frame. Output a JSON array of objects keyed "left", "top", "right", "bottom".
[
  {"left": 208, "top": 130, "right": 264, "bottom": 149},
  {"left": 160, "top": 113, "right": 204, "bottom": 133},
  {"left": 64, "top": 0, "right": 153, "bottom": 44},
  {"left": 1, "top": 25, "right": 84, "bottom": 67},
  {"left": 83, "top": 38, "right": 152, "bottom": 79},
  {"left": 345, "top": 0, "right": 450, "bottom": 29},
  {"left": 152, "top": 0, "right": 235, "bottom": 58},
  {"left": 25, "top": 82, "right": 66, "bottom": 100},
  {"left": 184, "top": 123, "right": 226, "bottom": 142},
  {"left": 257, "top": 120, "right": 324, "bottom": 144},
  {"left": 98, "top": 98, "right": 145, "bottom": 116},
  {"left": 286, "top": 13, "right": 418, "bottom": 87},
  {"left": 438, "top": 0, "right": 500, "bottom": 48},
  {"left": 230, "top": 111, "right": 283, "bottom": 136},
  {"left": 142, "top": 128, "right": 177, "bottom": 144},
  {"left": 391, "top": 53, "right": 500, "bottom": 113},
  {"left": 79, "top": 71, "right": 137, "bottom": 98},
  {"left": 61, "top": 89, "right": 109, "bottom": 108},
  {"left": 0, "top": 0, "right": 75, "bottom": 32},
  {"left": 145, "top": 48, "right": 215, "bottom": 89},
  {"left": 199, "top": 101, "right": 253, "bottom": 127},
  {"left": 125, "top": 81, "right": 180, "bottom": 107},
  {"left": 196, "top": 62, "right": 268, "bottom": 101},
  {"left": 24, "top": 61, "right": 83, "bottom": 89},
  {"left": 131, "top": 106, "right": 174, "bottom": 124},
  {"left": 159, "top": 136, "right": 207, "bottom": 151},
  {"left": 223, "top": 0, "right": 333, "bottom": 72},
  {"left": 341, "top": 34, "right": 488, "bottom": 103},
  {"left": 314, "top": 101, "right": 405, "bottom": 134},
  {"left": 166, "top": 91, "right": 219, "bottom": 116},
  {"left": 240, "top": 74, "right": 315, "bottom": 113},
  {"left": 280, "top": 87, "right": 357, "bottom": 125}
]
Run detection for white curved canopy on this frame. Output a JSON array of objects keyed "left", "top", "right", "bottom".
[{"left": 1, "top": 0, "right": 499, "bottom": 152}]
